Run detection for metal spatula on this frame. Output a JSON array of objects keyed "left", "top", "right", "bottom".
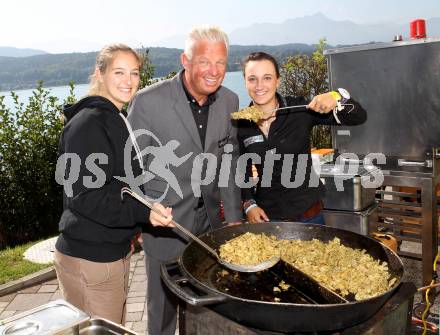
[{"left": 121, "top": 187, "right": 279, "bottom": 272}]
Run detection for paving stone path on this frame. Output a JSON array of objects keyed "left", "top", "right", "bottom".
[{"left": 0, "top": 252, "right": 150, "bottom": 334}]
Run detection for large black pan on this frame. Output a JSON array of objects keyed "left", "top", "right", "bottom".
[{"left": 161, "top": 222, "right": 404, "bottom": 333}]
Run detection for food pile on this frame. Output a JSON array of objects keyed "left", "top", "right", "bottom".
[
  {"left": 231, "top": 106, "right": 263, "bottom": 123},
  {"left": 219, "top": 232, "right": 396, "bottom": 301},
  {"left": 219, "top": 232, "right": 280, "bottom": 266}
]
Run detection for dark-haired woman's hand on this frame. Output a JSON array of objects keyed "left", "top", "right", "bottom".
[
  {"left": 307, "top": 93, "right": 337, "bottom": 114},
  {"left": 246, "top": 206, "right": 269, "bottom": 224}
]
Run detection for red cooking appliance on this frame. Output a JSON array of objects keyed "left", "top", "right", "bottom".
[{"left": 410, "top": 19, "right": 427, "bottom": 39}]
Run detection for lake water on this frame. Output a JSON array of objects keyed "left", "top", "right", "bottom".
[{"left": 0, "top": 71, "right": 250, "bottom": 111}]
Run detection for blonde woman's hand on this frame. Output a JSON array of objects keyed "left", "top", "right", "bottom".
[
  {"left": 307, "top": 93, "right": 338, "bottom": 114},
  {"left": 149, "top": 203, "right": 174, "bottom": 227},
  {"left": 246, "top": 206, "right": 270, "bottom": 224}
]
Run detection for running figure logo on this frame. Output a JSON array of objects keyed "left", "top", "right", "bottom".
[
  {"left": 140, "top": 139, "right": 191, "bottom": 199},
  {"left": 116, "top": 128, "right": 192, "bottom": 202}
]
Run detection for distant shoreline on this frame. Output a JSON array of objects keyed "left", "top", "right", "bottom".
[
  {"left": 0, "top": 71, "right": 250, "bottom": 111},
  {"left": 0, "top": 43, "right": 320, "bottom": 92}
]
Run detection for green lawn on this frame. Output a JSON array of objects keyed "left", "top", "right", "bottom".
[{"left": 0, "top": 240, "right": 52, "bottom": 285}]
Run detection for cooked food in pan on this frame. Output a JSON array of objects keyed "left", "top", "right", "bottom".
[
  {"left": 219, "top": 233, "right": 396, "bottom": 301},
  {"left": 279, "top": 237, "right": 395, "bottom": 301},
  {"left": 231, "top": 105, "right": 263, "bottom": 123},
  {"left": 219, "top": 232, "right": 280, "bottom": 266}
]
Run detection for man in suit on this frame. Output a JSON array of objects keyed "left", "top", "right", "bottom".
[{"left": 128, "top": 26, "right": 242, "bottom": 335}]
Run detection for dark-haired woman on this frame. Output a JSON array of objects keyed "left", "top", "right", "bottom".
[{"left": 238, "top": 52, "right": 366, "bottom": 225}]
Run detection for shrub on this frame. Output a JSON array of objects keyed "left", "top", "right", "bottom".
[
  {"left": 279, "top": 39, "right": 332, "bottom": 148},
  {"left": 139, "top": 47, "right": 177, "bottom": 90},
  {"left": 0, "top": 82, "right": 75, "bottom": 249}
]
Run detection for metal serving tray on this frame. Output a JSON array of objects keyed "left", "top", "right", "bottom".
[
  {"left": 323, "top": 203, "right": 378, "bottom": 235},
  {"left": 79, "top": 318, "right": 137, "bottom": 335},
  {"left": 319, "top": 163, "right": 379, "bottom": 211},
  {"left": 0, "top": 300, "right": 89, "bottom": 335}
]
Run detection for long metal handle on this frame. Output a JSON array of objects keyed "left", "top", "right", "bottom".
[
  {"left": 270, "top": 103, "right": 352, "bottom": 117},
  {"left": 277, "top": 105, "right": 308, "bottom": 111},
  {"left": 339, "top": 157, "right": 362, "bottom": 164},
  {"left": 397, "top": 159, "right": 431, "bottom": 167},
  {"left": 121, "top": 187, "right": 220, "bottom": 260}
]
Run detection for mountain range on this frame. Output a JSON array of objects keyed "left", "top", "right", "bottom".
[
  {"left": 154, "top": 13, "right": 440, "bottom": 48},
  {"left": 2, "top": 13, "right": 440, "bottom": 57},
  {"left": 0, "top": 47, "right": 47, "bottom": 58},
  {"left": 1, "top": 13, "right": 440, "bottom": 91}
]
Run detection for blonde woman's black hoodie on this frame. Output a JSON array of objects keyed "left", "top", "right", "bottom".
[{"left": 55, "top": 96, "right": 149, "bottom": 262}]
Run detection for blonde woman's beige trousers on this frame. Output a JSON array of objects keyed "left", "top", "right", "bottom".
[{"left": 54, "top": 249, "right": 130, "bottom": 324}]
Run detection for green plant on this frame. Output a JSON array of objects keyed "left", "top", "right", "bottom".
[
  {"left": 139, "top": 48, "right": 157, "bottom": 90},
  {"left": 0, "top": 82, "right": 76, "bottom": 249},
  {"left": 138, "top": 47, "right": 177, "bottom": 91},
  {"left": 279, "top": 39, "right": 332, "bottom": 148}
]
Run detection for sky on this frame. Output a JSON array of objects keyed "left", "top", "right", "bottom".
[{"left": 2, "top": 0, "right": 440, "bottom": 54}]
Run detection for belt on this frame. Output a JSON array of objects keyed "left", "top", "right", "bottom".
[
  {"left": 300, "top": 201, "right": 323, "bottom": 220},
  {"left": 279, "top": 201, "right": 323, "bottom": 222}
]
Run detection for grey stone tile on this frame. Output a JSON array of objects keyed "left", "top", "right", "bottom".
[
  {"left": 38, "top": 285, "right": 58, "bottom": 293},
  {"left": 0, "top": 301, "right": 10, "bottom": 309},
  {"left": 131, "top": 320, "right": 147, "bottom": 333},
  {"left": 124, "top": 321, "right": 133, "bottom": 330},
  {"left": 7, "top": 293, "right": 52, "bottom": 311},
  {"left": 135, "top": 258, "right": 145, "bottom": 265},
  {"left": 133, "top": 267, "right": 146, "bottom": 276},
  {"left": 0, "top": 293, "right": 16, "bottom": 302},
  {"left": 132, "top": 274, "right": 147, "bottom": 282},
  {"left": 125, "top": 311, "right": 143, "bottom": 322},
  {"left": 50, "top": 290, "right": 63, "bottom": 301},
  {"left": 126, "top": 302, "right": 144, "bottom": 313},
  {"left": 126, "top": 290, "right": 146, "bottom": 298},
  {"left": 131, "top": 254, "right": 142, "bottom": 262},
  {"left": 126, "top": 296, "right": 145, "bottom": 304},
  {"left": 0, "top": 310, "right": 15, "bottom": 319},
  {"left": 128, "top": 281, "right": 146, "bottom": 292},
  {"left": 0, "top": 311, "right": 16, "bottom": 320},
  {"left": 17, "top": 285, "right": 41, "bottom": 294}
]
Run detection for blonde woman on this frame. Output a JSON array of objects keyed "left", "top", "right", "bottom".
[{"left": 54, "top": 44, "right": 173, "bottom": 323}]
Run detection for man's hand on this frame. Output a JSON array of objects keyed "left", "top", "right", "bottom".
[
  {"left": 149, "top": 203, "right": 174, "bottom": 227},
  {"left": 307, "top": 92, "right": 338, "bottom": 114},
  {"left": 246, "top": 206, "right": 269, "bottom": 224}
]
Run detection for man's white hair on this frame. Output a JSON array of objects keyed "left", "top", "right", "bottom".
[{"left": 184, "top": 25, "right": 229, "bottom": 60}]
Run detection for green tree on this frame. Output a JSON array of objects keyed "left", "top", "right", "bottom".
[
  {"left": 139, "top": 48, "right": 157, "bottom": 90},
  {"left": 279, "top": 39, "right": 331, "bottom": 148},
  {"left": 138, "top": 47, "right": 177, "bottom": 90}
]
